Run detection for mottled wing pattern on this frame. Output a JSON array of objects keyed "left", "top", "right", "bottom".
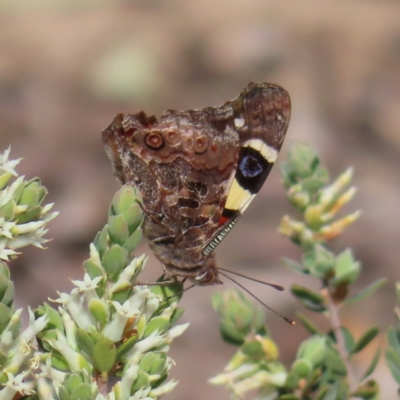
[
  {"left": 102, "top": 82, "right": 291, "bottom": 274},
  {"left": 102, "top": 102, "right": 240, "bottom": 263}
]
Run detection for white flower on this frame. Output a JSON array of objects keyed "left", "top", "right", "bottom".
[{"left": 0, "top": 148, "right": 22, "bottom": 177}]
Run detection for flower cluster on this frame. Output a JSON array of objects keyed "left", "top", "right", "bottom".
[
  {"left": 0, "top": 148, "right": 58, "bottom": 261},
  {"left": 34, "top": 185, "right": 188, "bottom": 399},
  {"left": 0, "top": 148, "right": 187, "bottom": 400}
]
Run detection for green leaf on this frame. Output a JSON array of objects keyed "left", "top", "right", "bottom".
[
  {"left": 121, "top": 203, "right": 143, "bottom": 234},
  {"left": 123, "top": 227, "right": 142, "bottom": 254},
  {"left": 351, "top": 379, "right": 379, "bottom": 399},
  {"left": 108, "top": 215, "right": 129, "bottom": 246},
  {"left": 360, "top": 347, "right": 381, "bottom": 381},
  {"left": 19, "top": 184, "right": 40, "bottom": 207},
  {"left": 102, "top": 245, "right": 129, "bottom": 281},
  {"left": 35, "top": 303, "right": 64, "bottom": 332},
  {"left": 143, "top": 317, "right": 170, "bottom": 337},
  {"left": 71, "top": 384, "right": 92, "bottom": 400},
  {"left": 302, "top": 245, "right": 335, "bottom": 280},
  {"left": 76, "top": 329, "right": 94, "bottom": 357},
  {"left": 386, "top": 347, "right": 400, "bottom": 384},
  {"left": 300, "top": 173, "right": 328, "bottom": 194},
  {"left": 0, "top": 172, "right": 12, "bottom": 191},
  {"left": 93, "top": 337, "right": 116, "bottom": 374},
  {"left": 281, "top": 258, "right": 307, "bottom": 274},
  {"left": 95, "top": 226, "right": 109, "bottom": 259},
  {"left": 328, "top": 327, "right": 355, "bottom": 354},
  {"left": 12, "top": 181, "right": 26, "bottom": 204},
  {"left": 150, "top": 279, "right": 183, "bottom": 304},
  {"left": 116, "top": 334, "right": 138, "bottom": 359},
  {"left": 88, "top": 299, "right": 109, "bottom": 328},
  {"left": 241, "top": 340, "right": 263, "bottom": 358},
  {"left": 111, "top": 185, "right": 139, "bottom": 215},
  {"left": 297, "top": 335, "right": 328, "bottom": 367},
  {"left": 296, "top": 312, "right": 323, "bottom": 335},
  {"left": 325, "top": 346, "right": 347, "bottom": 376},
  {"left": 51, "top": 353, "right": 69, "bottom": 371},
  {"left": 387, "top": 327, "right": 400, "bottom": 353},
  {"left": 292, "top": 359, "right": 312, "bottom": 378},
  {"left": 341, "top": 328, "right": 355, "bottom": 354},
  {"left": 344, "top": 278, "right": 386, "bottom": 306},
  {"left": 170, "top": 307, "right": 185, "bottom": 325},
  {"left": 351, "top": 326, "right": 379, "bottom": 354},
  {"left": 302, "top": 367, "right": 322, "bottom": 395},
  {"left": 331, "top": 249, "right": 361, "bottom": 285},
  {"left": 285, "top": 143, "right": 320, "bottom": 180},
  {"left": 0, "top": 303, "right": 12, "bottom": 333},
  {"left": 0, "top": 200, "right": 15, "bottom": 220},
  {"left": 15, "top": 205, "right": 41, "bottom": 223},
  {"left": 130, "top": 369, "right": 149, "bottom": 393},
  {"left": 291, "top": 284, "right": 326, "bottom": 312},
  {"left": 83, "top": 259, "right": 103, "bottom": 280},
  {"left": 315, "top": 387, "right": 329, "bottom": 400}
]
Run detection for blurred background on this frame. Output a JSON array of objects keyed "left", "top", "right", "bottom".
[{"left": 1, "top": 0, "right": 399, "bottom": 398}]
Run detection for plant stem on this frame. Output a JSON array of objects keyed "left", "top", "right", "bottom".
[
  {"left": 323, "top": 287, "right": 357, "bottom": 390},
  {"left": 97, "top": 375, "right": 108, "bottom": 396}
]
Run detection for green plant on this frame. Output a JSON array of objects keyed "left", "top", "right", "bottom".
[
  {"left": 210, "top": 144, "right": 387, "bottom": 400},
  {"left": 1, "top": 143, "right": 399, "bottom": 400},
  {"left": 0, "top": 148, "right": 186, "bottom": 400}
]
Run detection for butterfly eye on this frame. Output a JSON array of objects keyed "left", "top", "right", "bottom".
[
  {"left": 145, "top": 131, "right": 165, "bottom": 150},
  {"left": 194, "top": 135, "right": 208, "bottom": 155}
]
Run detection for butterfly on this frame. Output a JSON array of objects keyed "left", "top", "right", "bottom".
[{"left": 103, "top": 82, "right": 291, "bottom": 286}]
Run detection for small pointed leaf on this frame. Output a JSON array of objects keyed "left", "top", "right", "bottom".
[
  {"left": 351, "top": 326, "right": 379, "bottom": 354},
  {"left": 291, "top": 284, "right": 326, "bottom": 312},
  {"left": 386, "top": 347, "right": 400, "bottom": 384},
  {"left": 296, "top": 312, "right": 323, "bottom": 335},
  {"left": 344, "top": 278, "right": 386, "bottom": 306},
  {"left": 387, "top": 327, "right": 400, "bottom": 353},
  {"left": 282, "top": 258, "right": 307, "bottom": 274},
  {"left": 360, "top": 347, "right": 381, "bottom": 381}
]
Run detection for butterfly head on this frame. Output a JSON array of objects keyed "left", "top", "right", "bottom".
[{"left": 193, "top": 259, "right": 222, "bottom": 286}]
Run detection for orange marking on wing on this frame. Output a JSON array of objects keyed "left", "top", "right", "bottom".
[{"left": 218, "top": 215, "right": 229, "bottom": 227}]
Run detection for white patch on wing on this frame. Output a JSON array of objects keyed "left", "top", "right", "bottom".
[
  {"left": 243, "top": 139, "right": 278, "bottom": 163},
  {"left": 234, "top": 118, "right": 245, "bottom": 128}
]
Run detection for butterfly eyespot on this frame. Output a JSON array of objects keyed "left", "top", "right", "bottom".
[
  {"left": 145, "top": 131, "right": 165, "bottom": 150},
  {"left": 183, "top": 137, "right": 193, "bottom": 150},
  {"left": 209, "top": 143, "right": 219, "bottom": 156},
  {"left": 194, "top": 135, "right": 208, "bottom": 154},
  {"left": 240, "top": 154, "right": 263, "bottom": 178},
  {"left": 166, "top": 130, "right": 180, "bottom": 144}
]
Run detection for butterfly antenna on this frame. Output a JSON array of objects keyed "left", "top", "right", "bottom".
[
  {"left": 217, "top": 267, "right": 284, "bottom": 291},
  {"left": 218, "top": 270, "right": 295, "bottom": 325}
]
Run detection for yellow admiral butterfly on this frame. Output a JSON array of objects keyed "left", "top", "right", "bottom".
[{"left": 103, "top": 83, "right": 291, "bottom": 286}]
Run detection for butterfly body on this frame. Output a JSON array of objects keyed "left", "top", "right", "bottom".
[{"left": 103, "top": 83, "right": 291, "bottom": 285}]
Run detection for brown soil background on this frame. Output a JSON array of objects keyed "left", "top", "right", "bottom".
[{"left": 1, "top": 0, "right": 399, "bottom": 398}]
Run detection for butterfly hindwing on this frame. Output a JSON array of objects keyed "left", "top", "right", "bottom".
[{"left": 103, "top": 82, "right": 291, "bottom": 285}]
